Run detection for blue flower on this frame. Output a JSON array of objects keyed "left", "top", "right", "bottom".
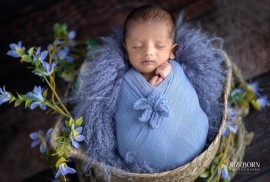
[
  {"left": 7, "top": 41, "right": 25, "bottom": 58},
  {"left": 54, "top": 40, "right": 64, "bottom": 45},
  {"left": 257, "top": 96, "right": 269, "bottom": 108},
  {"left": 68, "top": 31, "right": 76, "bottom": 39},
  {"left": 247, "top": 81, "right": 260, "bottom": 96},
  {"left": 252, "top": 95, "right": 269, "bottom": 111},
  {"left": 39, "top": 50, "right": 48, "bottom": 62},
  {"left": 48, "top": 44, "right": 53, "bottom": 51},
  {"left": 41, "top": 61, "right": 57, "bottom": 76},
  {"left": 29, "top": 128, "right": 53, "bottom": 153},
  {"left": 55, "top": 163, "right": 76, "bottom": 178},
  {"left": 221, "top": 165, "right": 230, "bottom": 180},
  {"left": 230, "top": 88, "right": 244, "bottom": 97},
  {"left": 134, "top": 89, "right": 170, "bottom": 129},
  {"left": 26, "top": 86, "right": 46, "bottom": 110},
  {"left": 68, "top": 31, "right": 77, "bottom": 47},
  {"left": 69, "top": 124, "right": 85, "bottom": 150},
  {"left": 33, "top": 49, "right": 57, "bottom": 76},
  {"left": 32, "top": 48, "right": 49, "bottom": 65},
  {"left": 227, "top": 108, "right": 237, "bottom": 119},
  {"left": 60, "top": 123, "right": 68, "bottom": 131},
  {"left": 222, "top": 120, "right": 237, "bottom": 137},
  {"left": 222, "top": 108, "right": 237, "bottom": 137},
  {"left": 35, "top": 47, "right": 41, "bottom": 56},
  {"left": 0, "top": 86, "right": 12, "bottom": 105},
  {"left": 56, "top": 47, "right": 74, "bottom": 63}
]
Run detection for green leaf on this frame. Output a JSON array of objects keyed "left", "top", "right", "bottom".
[
  {"left": 213, "top": 156, "right": 220, "bottom": 164},
  {"left": 9, "top": 96, "right": 17, "bottom": 103},
  {"left": 239, "top": 91, "right": 247, "bottom": 99},
  {"left": 69, "top": 118, "right": 75, "bottom": 128},
  {"left": 56, "top": 157, "right": 67, "bottom": 168},
  {"left": 14, "top": 99, "right": 22, "bottom": 107},
  {"left": 32, "top": 69, "right": 44, "bottom": 77},
  {"left": 17, "top": 94, "right": 24, "bottom": 101},
  {"left": 55, "top": 141, "right": 71, "bottom": 158},
  {"left": 25, "top": 99, "right": 32, "bottom": 109},
  {"left": 86, "top": 38, "right": 98, "bottom": 48},
  {"left": 62, "top": 130, "right": 71, "bottom": 137},
  {"left": 53, "top": 23, "right": 68, "bottom": 38},
  {"left": 43, "top": 89, "right": 48, "bottom": 98},
  {"left": 60, "top": 71, "right": 74, "bottom": 82},
  {"left": 211, "top": 164, "right": 217, "bottom": 174},
  {"left": 75, "top": 117, "right": 83, "bottom": 127},
  {"left": 245, "top": 89, "right": 255, "bottom": 101},
  {"left": 28, "top": 47, "right": 35, "bottom": 56},
  {"left": 239, "top": 100, "right": 249, "bottom": 107},
  {"left": 16, "top": 47, "right": 25, "bottom": 56},
  {"left": 21, "top": 55, "right": 32, "bottom": 63},
  {"left": 251, "top": 100, "right": 260, "bottom": 111},
  {"left": 65, "top": 120, "right": 69, "bottom": 128},
  {"left": 55, "top": 137, "right": 64, "bottom": 143},
  {"left": 199, "top": 171, "right": 209, "bottom": 178}
]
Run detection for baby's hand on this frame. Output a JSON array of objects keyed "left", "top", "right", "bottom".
[
  {"left": 149, "top": 62, "right": 172, "bottom": 86},
  {"left": 155, "top": 62, "right": 172, "bottom": 79},
  {"left": 149, "top": 75, "right": 163, "bottom": 86}
]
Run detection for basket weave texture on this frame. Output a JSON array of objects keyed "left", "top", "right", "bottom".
[{"left": 51, "top": 52, "right": 253, "bottom": 181}]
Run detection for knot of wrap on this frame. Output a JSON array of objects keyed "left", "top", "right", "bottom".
[{"left": 134, "top": 89, "right": 170, "bottom": 129}]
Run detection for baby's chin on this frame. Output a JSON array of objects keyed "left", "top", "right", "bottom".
[
  {"left": 139, "top": 70, "right": 156, "bottom": 79},
  {"left": 140, "top": 68, "right": 157, "bottom": 75},
  {"left": 137, "top": 66, "right": 157, "bottom": 74}
]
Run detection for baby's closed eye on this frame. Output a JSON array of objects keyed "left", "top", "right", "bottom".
[
  {"left": 132, "top": 45, "right": 143, "bottom": 49},
  {"left": 155, "top": 44, "right": 166, "bottom": 49}
]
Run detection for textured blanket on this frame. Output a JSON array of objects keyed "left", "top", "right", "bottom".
[{"left": 115, "top": 60, "right": 209, "bottom": 172}]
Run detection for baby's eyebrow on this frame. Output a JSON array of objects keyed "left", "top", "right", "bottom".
[
  {"left": 130, "top": 42, "right": 143, "bottom": 46},
  {"left": 155, "top": 41, "right": 170, "bottom": 45},
  {"left": 128, "top": 39, "right": 143, "bottom": 43},
  {"left": 155, "top": 41, "right": 165, "bottom": 44}
]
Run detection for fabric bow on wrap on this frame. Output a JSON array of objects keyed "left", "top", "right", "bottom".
[{"left": 134, "top": 90, "right": 170, "bottom": 129}]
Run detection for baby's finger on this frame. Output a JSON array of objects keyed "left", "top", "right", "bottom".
[
  {"left": 149, "top": 75, "right": 160, "bottom": 86},
  {"left": 155, "top": 69, "right": 165, "bottom": 79},
  {"left": 155, "top": 77, "right": 163, "bottom": 86}
]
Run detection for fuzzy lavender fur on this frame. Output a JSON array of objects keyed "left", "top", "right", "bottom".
[
  {"left": 70, "top": 30, "right": 129, "bottom": 174},
  {"left": 70, "top": 14, "right": 226, "bottom": 178},
  {"left": 174, "top": 14, "right": 226, "bottom": 143}
]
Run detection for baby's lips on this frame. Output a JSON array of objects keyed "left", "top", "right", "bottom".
[{"left": 142, "top": 60, "right": 154, "bottom": 65}]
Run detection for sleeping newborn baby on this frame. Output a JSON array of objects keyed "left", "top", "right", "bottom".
[{"left": 114, "top": 5, "right": 209, "bottom": 172}]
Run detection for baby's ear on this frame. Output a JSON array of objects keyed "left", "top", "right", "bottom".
[
  {"left": 122, "top": 40, "right": 127, "bottom": 51},
  {"left": 122, "top": 41, "right": 127, "bottom": 50},
  {"left": 169, "top": 43, "right": 178, "bottom": 60},
  {"left": 122, "top": 41, "right": 129, "bottom": 60}
]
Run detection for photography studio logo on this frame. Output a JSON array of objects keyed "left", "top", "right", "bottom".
[{"left": 229, "top": 162, "right": 261, "bottom": 174}]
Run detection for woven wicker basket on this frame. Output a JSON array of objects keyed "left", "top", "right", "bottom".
[{"left": 50, "top": 52, "right": 253, "bottom": 181}]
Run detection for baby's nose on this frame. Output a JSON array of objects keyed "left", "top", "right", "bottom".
[{"left": 144, "top": 45, "right": 154, "bottom": 58}]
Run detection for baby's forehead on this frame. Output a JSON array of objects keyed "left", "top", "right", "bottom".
[
  {"left": 130, "top": 19, "right": 171, "bottom": 26},
  {"left": 127, "top": 20, "right": 174, "bottom": 36}
]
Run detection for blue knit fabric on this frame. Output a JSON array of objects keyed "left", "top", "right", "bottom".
[{"left": 115, "top": 60, "right": 209, "bottom": 171}]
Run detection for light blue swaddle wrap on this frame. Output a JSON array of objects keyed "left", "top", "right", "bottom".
[{"left": 115, "top": 60, "right": 209, "bottom": 171}]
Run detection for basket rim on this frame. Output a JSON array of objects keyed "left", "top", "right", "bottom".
[{"left": 50, "top": 51, "right": 233, "bottom": 177}]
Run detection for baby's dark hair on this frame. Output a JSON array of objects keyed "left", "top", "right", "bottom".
[{"left": 123, "top": 5, "right": 176, "bottom": 41}]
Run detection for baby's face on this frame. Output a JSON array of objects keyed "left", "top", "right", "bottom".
[{"left": 124, "top": 21, "right": 177, "bottom": 77}]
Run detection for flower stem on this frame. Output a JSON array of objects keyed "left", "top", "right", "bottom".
[
  {"left": 45, "top": 101, "right": 70, "bottom": 118},
  {"left": 44, "top": 77, "right": 71, "bottom": 118},
  {"left": 207, "top": 132, "right": 232, "bottom": 182}
]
